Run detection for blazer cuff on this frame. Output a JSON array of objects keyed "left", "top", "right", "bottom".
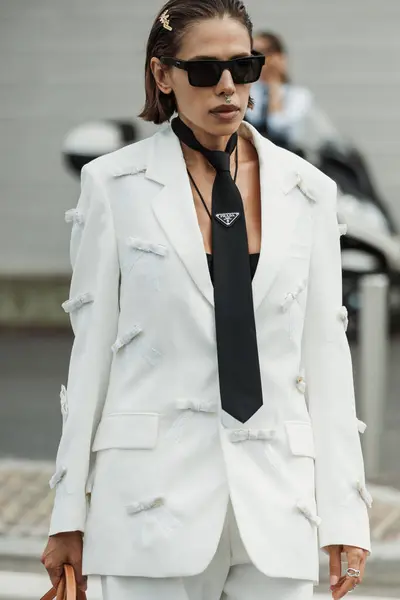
[
  {"left": 318, "top": 504, "right": 371, "bottom": 555},
  {"left": 49, "top": 491, "right": 87, "bottom": 536}
]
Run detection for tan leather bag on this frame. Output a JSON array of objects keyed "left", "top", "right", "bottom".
[{"left": 41, "top": 564, "right": 87, "bottom": 600}]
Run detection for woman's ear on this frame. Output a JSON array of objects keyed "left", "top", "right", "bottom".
[{"left": 150, "top": 58, "right": 173, "bottom": 95}]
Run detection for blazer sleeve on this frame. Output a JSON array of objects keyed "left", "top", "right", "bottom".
[
  {"left": 302, "top": 178, "right": 372, "bottom": 553},
  {"left": 49, "top": 165, "right": 120, "bottom": 535}
]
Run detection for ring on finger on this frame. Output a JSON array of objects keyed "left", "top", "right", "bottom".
[{"left": 346, "top": 568, "right": 361, "bottom": 578}]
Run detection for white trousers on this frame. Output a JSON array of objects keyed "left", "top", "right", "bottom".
[{"left": 101, "top": 501, "right": 314, "bottom": 600}]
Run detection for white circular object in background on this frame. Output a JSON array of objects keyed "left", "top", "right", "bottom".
[{"left": 62, "top": 119, "right": 139, "bottom": 177}]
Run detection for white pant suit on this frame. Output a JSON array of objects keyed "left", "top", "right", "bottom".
[
  {"left": 101, "top": 502, "right": 314, "bottom": 600},
  {"left": 48, "top": 122, "right": 371, "bottom": 598}
]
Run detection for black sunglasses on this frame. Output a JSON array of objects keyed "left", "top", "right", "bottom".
[{"left": 160, "top": 51, "right": 265, "bottom": 87}]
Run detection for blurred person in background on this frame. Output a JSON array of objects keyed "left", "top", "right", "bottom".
[
  {"left": 41, "top": 1, "right": 371, "bottom": 599},
  {"left": 246, "top": 31, "right": 338, "bottom": 152}
]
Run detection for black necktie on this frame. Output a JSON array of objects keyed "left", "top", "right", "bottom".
[{"left": 172, "top": 117, "right": 263, "bottom": 423}]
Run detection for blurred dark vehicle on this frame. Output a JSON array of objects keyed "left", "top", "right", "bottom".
[{"left": 269, "top": 107, "right": 400, "bottom": 338}]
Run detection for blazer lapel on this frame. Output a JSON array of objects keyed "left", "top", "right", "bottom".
[
  {"left": 145, "top": 123, "right": 308, "bottom": 312},
  {"left": 148, "top": 127, "right": 215, "bottom": 307},
  {"left": 246, "top": 125, "right": 306, "bottom": 312}
]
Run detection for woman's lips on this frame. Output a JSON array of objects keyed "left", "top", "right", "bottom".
[
  {"left": 211, "top": 104, "right": 240, "bottom": 113},
  {"left": 210, "top": 105, "right": 240, "bottom": 120}
]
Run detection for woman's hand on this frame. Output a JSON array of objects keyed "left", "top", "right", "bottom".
[
  {"left": 325, "top": 544, "right": 368, "bottom": 599},
  {"left": 41, "top": 531, "right": 87, "bottom": 593}
]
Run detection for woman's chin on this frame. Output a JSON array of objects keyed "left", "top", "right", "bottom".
[{"left": 206, "top": 112, "right": 243, "bottom": 134}]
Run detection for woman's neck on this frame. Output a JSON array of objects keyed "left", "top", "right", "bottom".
[
  {"left": 179, "top": 113, "right": 234, "bottom": 151},
  {"left": 181, "top": 136, "right": 243, "bottom": 175},
  {"left": 177, "top": 113, "right": 240, "bottom": 172}
]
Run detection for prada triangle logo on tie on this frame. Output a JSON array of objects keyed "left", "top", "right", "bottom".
[{"left": 215, "top": 212, "right": 241, "bottom": 227}]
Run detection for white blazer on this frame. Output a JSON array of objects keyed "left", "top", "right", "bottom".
[{"left": 49, "top": 121, "right": 371, "bottom": 584}]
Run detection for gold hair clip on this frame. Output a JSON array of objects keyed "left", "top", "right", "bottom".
[{"left": 160, "top": 10, "right": 172, "bottom": 31}]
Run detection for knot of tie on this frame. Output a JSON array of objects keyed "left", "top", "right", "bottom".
[
  {"left": 206, "top": 150, "right": 232, "bottom": 173},
  {"left": 171, "top": 117, "right": 237, "bottom": 175}
]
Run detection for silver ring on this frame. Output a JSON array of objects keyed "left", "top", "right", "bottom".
[
  {"left": 224, "top": 94, "right": 232, "bottom": 104},
  {"left": 346, "top": 568, "right": 360, "bottom": 578}
]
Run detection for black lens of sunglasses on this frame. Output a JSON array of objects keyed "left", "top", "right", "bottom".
[
  {"left": 187, "top": 62, "right": 221, "bottom": 87},
  {"left": 231, "top": 57, "right": 263, "bottom": 84},
  {"left": 187, "top": 56, "right": 263, "bottom": 87}
]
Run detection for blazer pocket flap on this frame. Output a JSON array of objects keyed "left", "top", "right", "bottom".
[
  {"left": 92, "top": 413, "right": 159, "bottom": 451},
  {"left": 285, "top": 421, "right": 315, "bottom": 459}
]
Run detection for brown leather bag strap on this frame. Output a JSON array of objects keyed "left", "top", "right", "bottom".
[
  {"left": 41, "top": 564, "right": 86, "bottom": 600},
  {"left": 56, "top": 574, "right": 66, "bottom": 600},
  {"left": 63, "top": 565, "right": 77, "bottom": 599},
  {"left": 40, "top": 588, "right": 57, "bottom": 600}
]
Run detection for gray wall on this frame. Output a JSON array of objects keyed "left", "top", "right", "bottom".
[{"left": 1, "top": 0, "right": 399, "bottom": 276}]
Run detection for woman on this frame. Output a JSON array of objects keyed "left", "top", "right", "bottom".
[
  {"left": 246, "top": 31, "right": 336, "bottom": 152},
  {"left": 42, "top": 1, "right": 371, "bottom": 599}
]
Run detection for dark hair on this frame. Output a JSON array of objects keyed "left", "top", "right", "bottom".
[
  {"left": 139, "top": 0, "right": 254, "bottom": 124},
  {"left": 255, "top": 31, "right": 287, "bottom": 55}
]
